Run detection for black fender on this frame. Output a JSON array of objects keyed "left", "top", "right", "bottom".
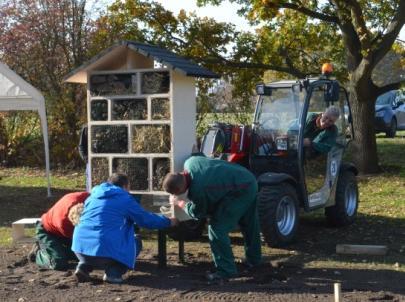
[
  {"left": 339, "top": 162, "right": 358, "bottom": 176},
  {"left": 257, "top": 172, "right": 297, "bottom": 188}
]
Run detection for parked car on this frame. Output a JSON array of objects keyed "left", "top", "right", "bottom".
[{"left": 375, "top": 90, "right": 405, "bottom": 137}]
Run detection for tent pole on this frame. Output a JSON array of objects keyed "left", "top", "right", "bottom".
[{"left": 39, "top": 104, "right": 51, "bottom": 197}]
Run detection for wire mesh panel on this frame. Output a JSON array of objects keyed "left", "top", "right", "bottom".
[
  {"left": 112, "top": 157, "right": 148, "bottom": 191},
  {"left": 91, "top": 125, "right": 128, "bottom": 153},
  {"left": 152, "top": 158, "right": 170, "bottom": 191},
  {"left": 91, "top": 99, "right": 108, "bottom": 121},
  {"left": 90, "top": 73, "right": 137, "bottom": 96},
  {"left": 91, "top": 157, "right": 109, "bottom": 187},
  {"left": 132, "top": 125, "right": 170, "bottom": 153},
  {"left": 151, "top": 98, "right": 170, "bottom": 120},
  {"left": 112, "top": 98, "right": 147, "bottom": 120},
  {"left": 141, "top": 71, "right": 170, "bottom": 94}
]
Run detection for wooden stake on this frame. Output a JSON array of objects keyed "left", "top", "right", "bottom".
[
  {"left": 334, "top": 283, "right": 341, "bottom": 302},
  {"left": 336, "top": 244, "right": 388, "bottom": 256}
]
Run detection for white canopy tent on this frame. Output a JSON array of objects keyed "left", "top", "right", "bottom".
[{"left": 0, "top": 62, "right": 51, "bottom": 197}]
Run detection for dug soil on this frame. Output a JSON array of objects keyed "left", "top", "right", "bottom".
[
  {"left": 1, "top": 232, "right": 404, "bottom": 302},
  {"left": 1, "top": 186, "right": 405, "bottom": 301}
]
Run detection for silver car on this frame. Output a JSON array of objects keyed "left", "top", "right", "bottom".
[{"left": 375, "top": 90, "right": 405, "bottom": 137}]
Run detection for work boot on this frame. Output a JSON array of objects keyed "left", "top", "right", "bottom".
[
  {"left": 241, "top": 260, "right": 261, "bottom": 272},
  {"left": 74, "top": 267, "right": 91, "bottom": 282},
  {"left": 27, "top": 242, "right": 39, "bottom": 262},
  {"left": 205, "top": 271, "right": 228, "bottom": 285},
  {"left": 103, "top": 274, "right": 123, "bottom": 284}
]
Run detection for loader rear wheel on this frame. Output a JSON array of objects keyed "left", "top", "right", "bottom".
[{"left": 258, "top": 183, "right": 299, "bottom": 247}]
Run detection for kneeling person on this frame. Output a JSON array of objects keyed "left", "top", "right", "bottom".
[
  {"left": 72, "top": 173, "right": 177, "bottom": 284},
  {"left": 29, "top": 191, "right": 89, "bottom": 270}
]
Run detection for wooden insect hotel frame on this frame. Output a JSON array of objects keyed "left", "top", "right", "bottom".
[{"left": 65, "top": 41, "right": 219, "bottom": 195}]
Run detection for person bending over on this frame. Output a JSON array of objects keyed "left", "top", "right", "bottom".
[
  {"left": 163, "top": 153, "right": 262, "bottom": 283},
  {"left": 29, "top": 192, "right": 89, "bottom": 270}
]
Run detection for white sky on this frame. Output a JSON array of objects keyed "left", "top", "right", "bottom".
[
  {"left": 154, "top": 0, "right": 251, "bottom": 31},
  {"left": 155, "top": 0, "right": 404, "bottom": 41}
]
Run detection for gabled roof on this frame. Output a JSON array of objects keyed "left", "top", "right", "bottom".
[{"left": 64, "top": 41, "right": 220, "bottom": 83}]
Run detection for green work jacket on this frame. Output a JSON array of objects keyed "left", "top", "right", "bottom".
[
  {"left": 184, "top": 153, "right": 257, "bottom": 219},
  {"left": 304, "top": 113, "right": 338, "bottom": 154}
]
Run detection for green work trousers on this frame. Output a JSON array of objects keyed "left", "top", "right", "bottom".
[
  {"left": 208, "top": 190, "right": 262, "bottom": 278},
  {"left": 34, "top": 222, "right": 76, "bottom": 270}
]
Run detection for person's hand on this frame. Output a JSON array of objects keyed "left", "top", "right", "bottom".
[
  {"left": 177, "top": 200, "right": 186, "bottom": 209},
  {"left": 169, "top": 217, "right": 179, "bottom": 227},
  {"left": 169, "top": 194, "right": 177, "bottom": 205},
  {"left": 303, "top": 138, "right": 312, "bottom": 147}
]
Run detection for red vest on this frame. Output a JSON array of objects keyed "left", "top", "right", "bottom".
[{"left": 41, "top": 192, "right": 89, "bottom": 238}]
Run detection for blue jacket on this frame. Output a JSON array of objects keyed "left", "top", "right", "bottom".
[{"left": 72, "top": 183, "right": 170, "bottom": 268}]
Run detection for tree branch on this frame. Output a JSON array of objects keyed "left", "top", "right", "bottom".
[
  {"left": 331, "top": 1, "right": 362, "bottom": 69},
  {"left": 376, "top": 81, "right": 403, "bottom": 96},
  {"left": 372, "top": 0, "right": 405, "bottom": 65},
  {"left": 202, "top": 57, "right": 309, "bottom": 78},
  {"left": 279, "top": 2, "right": 340, "bottom": 24}
]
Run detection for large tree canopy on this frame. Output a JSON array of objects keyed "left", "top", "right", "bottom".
[
  {"left": 0, "top": 0, "right": 403, "bottom": 172},
  {"left": 197, "top": 0, "right": 405, "bottom": 173}
]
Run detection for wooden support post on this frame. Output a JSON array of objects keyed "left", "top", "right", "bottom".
[
  {"left": 158, "top": 229, "right": 167, "bottom": 268},
  {"left": 178, "top": 239, "right": 185, "bottom": 263},
  {"left": 334, "top": 283, "right": 341, "bottom": 302}
]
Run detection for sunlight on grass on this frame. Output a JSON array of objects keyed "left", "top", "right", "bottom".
[
  {"left": 0, "top": 227, "right": 13, "bottom": 246},
  {"left": 0, "top": 168, "right": 86, "bottom": 190}
]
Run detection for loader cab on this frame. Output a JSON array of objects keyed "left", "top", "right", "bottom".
[{"left": 251, "top": 78, "right": 354, "bottom": 210}]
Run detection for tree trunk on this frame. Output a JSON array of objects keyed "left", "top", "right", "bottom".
[{"left": 349, "top": 84, "right": 380, "bottom": 174}]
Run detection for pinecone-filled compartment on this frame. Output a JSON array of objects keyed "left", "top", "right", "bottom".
[
  {"left": 91, "top": 125, "right": 128, "bottom": 154},
  {"left": 90, "top": 73, "right": 136, "bottom": 96},
  {"left": 132, "top": 125, "right": 171, "bottom": 153},
  {"left": 141, "top": 71, "right": 170, "bottom": 94},
  {"left": 151, "top": 98, "right": 170, "bottom": 120},
  {"left": 112, "top": 98, "right": 147, "bottom": 120},
  {"left": 91, "top": 157, "right": 109, "bottom": 187},
  {"left": 91, "top": 99, "right": 108, "bottom": 121},
  {"left": 152, "top": 158, "right": 170, "bottom": 191},
  {"left": 112, "top": 157, "right": 149, "bottom": 191}
]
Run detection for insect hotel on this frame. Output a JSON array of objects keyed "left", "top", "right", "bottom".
[{"left": 65, "top": 41, "right": 219, "bottom": 198}]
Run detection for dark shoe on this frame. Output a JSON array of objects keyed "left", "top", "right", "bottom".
[
  {"left": 28, "top": 242, "right": 39, "bottom": 262},
  {"left": 205, "top": 272, "right": 228, "bottom": 285},
  {"left": 241, "top": 260, "right": 261, "bottom": 272},
  {"left": 74, "top": 267, "right": 91, "bottom": 282},
  {"left": 103, "top": 273, "right": 123, "bottom": 284}
]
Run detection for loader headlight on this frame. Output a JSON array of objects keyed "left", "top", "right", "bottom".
[{"left": 275, "top": 136, "right": 288, "bottom": 151}]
